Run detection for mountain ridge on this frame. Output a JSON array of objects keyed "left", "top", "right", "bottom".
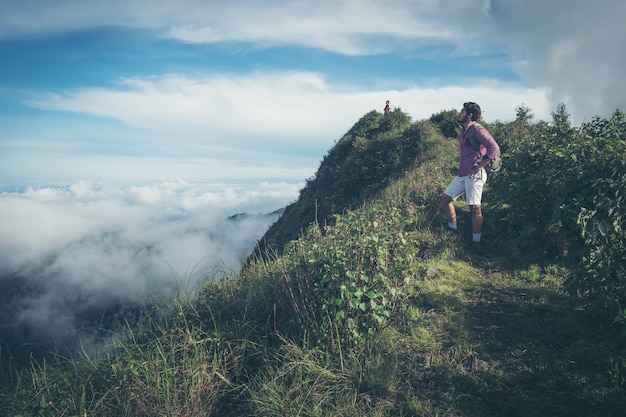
[
  {"left": 2, "top": 105, "right": 625, "bottom": 416},
  {"left": 254, "top": 108, "right": 428, "bottom": 259}
]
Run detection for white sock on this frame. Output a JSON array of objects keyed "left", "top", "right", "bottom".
[
  {"left": 472, "top": 233, "right": 481, "bottom": 242},
  {"left": 448, "top": 221, "right": 457, "bottom": 230}
]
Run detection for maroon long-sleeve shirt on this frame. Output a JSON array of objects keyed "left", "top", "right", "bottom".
[{"left": 457, "top": 122, "right": 500, "bottom": 177}]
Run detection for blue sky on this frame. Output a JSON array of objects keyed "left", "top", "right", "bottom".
[
  {"left": 1, "top": 0, "right": 624, "bottom": 255},
  {"left": 0, "top": 0, "right": 624, "bottom": 348},
  {"left": 4, "top": 0, "right": 624, "bottom": 188}
]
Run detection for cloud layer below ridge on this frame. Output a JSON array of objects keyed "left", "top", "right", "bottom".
[{"left": 0, "top": 179, "right": 297, "bottom": 351}]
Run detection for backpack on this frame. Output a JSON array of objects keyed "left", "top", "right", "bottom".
[{"left": 467, "top": 124, "right": 502, "bottom": 173}]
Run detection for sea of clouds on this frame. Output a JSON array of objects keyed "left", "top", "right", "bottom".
[{"left": 0, "top": 179, "right": 301, "bottom": 353}]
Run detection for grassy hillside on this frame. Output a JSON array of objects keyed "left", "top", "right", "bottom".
[
  {"left": 1, "top": 106, "right": 625, "bottom": 416},
  {"left": 255, "top": 108, "right": 418, "bottom": 257}
]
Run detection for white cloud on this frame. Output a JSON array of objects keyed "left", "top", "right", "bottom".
[
  {"left": 2, "top": 71, "right": 552, "bottom": 187},
  {"left": 26, "top": 71, "right": 552, "bottom": 142},
  {"left": 486, "top": 0, "right": 626, "bottom": 122},
  {"left": 0, "top": 0, "right": 462, "bottom": 54},
  {"left": 1, "top": 0, "right": 624, "bottom": 123},
  {"left": 0, "top": 178, "right": 298, "bottom": 274},
  {"left": 0, "top": 179, "right": 297, "bottom": 349},
  {"left": 390, "top": 82, "right": 552, "bottom": 122},
  {"left": 163, "top": 1, "right": 459, "bottom": 55},
  {"left": 0, "top": 148, "right": 318, "bottom": 187}
]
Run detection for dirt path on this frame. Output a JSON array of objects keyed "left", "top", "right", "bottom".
[{"left": 458, "top": 279, "right": 624, "bottom": 417}]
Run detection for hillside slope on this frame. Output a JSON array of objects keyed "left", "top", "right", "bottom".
[
  {"left": 254, "top": 108, "right": 420, "bottom": 258},
  {"left": 220, "top": 106, "right": 626, "bottom": 416},
  {"left": 2, "top": 107, "right": 624, "bottom": 417}
]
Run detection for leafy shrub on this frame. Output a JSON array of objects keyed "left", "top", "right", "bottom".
[
  {"left": 567, "top": 111, "right": 626, "bottom": 309},
  {"left": 489, "top": 107, "right": 626, "bottom": 314},
  {"left": 488, "top": 109, "right": 570, "bottom": 251},
  {"left": 278, "top": 205, "right": 416, "bottom": 350},
  {"left": 256, "top": 109, "right": 417, "bottom": 258},
  {"left": 429, "top": 109, "right": 459, "bottom": 138}
]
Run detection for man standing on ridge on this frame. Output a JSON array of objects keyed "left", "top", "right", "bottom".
[{"left": 441, "top": 102, "right": 500, "bottom": 251}]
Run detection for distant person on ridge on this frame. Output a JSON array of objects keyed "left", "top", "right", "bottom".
[
  {"left": 384, "top": 100, "right": 390, "bottom": 113},
  {"left": 441, "top": 102, "right": 500, "bottom": 251}
]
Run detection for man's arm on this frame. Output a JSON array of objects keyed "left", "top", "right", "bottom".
[{"left": 476, "top": 125, "right": 500, "bottom": 160}]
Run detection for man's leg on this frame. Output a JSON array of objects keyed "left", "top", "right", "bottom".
[
  {"left": 470, "top": 205, "right": 483, "bottom": 242},
  {"left": 441, "top": 193, "right": 457, "bottom": 229},
  {"left": 442, "top": 177, "right": 465, "bottom": 231},
  {"left": 467, "top": 171, "right": 485, "bottom": 243}
]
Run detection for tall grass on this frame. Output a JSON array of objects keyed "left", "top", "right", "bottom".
[
  {"left": 2, "top": 110, "right": 624, "bottom": 416},
  {"left": 2, "top": 289, "right": 245, "bottom": 416}
]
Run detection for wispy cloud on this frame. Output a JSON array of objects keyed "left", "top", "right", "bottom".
[
  {"left": 0, "top": 179, "right": 297, "bottom": 350},
  {"left": 2, "top": 0, "right": 622, "bottom": 178},
  {"left": 486, "top": 0, "right": 626, "bottom": 121},
  {"left": 162, "top": 1, "right": 460, "bottom": 55},
  {"left": 25, "top": 72, "right": 355, "bottom": 146},
  {"left": 25, "top": 72, "right": 552, "bottom": 147},
  {"left": 0, "top": 0, "right": 462, "bottom": 53},
  {"left": 0, "top": 179, "right": 296, "bottom": 274},
  {"left": 3, "top": 71, "right": 552, "bottom": 186}
]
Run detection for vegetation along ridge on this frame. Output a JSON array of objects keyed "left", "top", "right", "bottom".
[{"left": 1, "top": 104, "right": 625, "bottom": 416}]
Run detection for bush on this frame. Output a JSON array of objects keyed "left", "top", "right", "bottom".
[
  {"left": 568, "top": 111, "right": 626, "bottom": 310},
  {"left": 276, "top": 204, "right": 417, "bottom": 351}
]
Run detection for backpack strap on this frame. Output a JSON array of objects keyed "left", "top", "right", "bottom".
[
  {"left": 466, "top": 123, "right": 482, "bottom": 152},
  {"left": 467, "top": 123, "right": 503, "bottom": 172}
]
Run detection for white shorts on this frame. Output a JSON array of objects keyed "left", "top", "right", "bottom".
[{"left": 443, "top": 170, "right": 487, "bottom": 206}]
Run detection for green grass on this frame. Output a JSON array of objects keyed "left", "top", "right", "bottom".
[
  {"left": 1, "top": 110, "right": 624, "bottom": 416},
  {"left": 2, "top": 210, "right": 623, "bottom": 417}
]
